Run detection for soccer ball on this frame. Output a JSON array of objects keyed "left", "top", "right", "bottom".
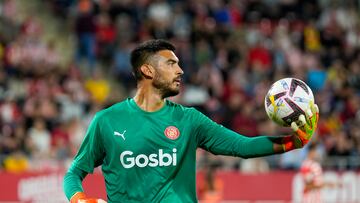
[{"left": 264, "top": 78, "right": 314, "bottom": 127}]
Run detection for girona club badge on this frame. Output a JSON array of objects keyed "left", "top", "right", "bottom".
[{"left": 164, "top": 126, "right": 180, "bottom": 140}]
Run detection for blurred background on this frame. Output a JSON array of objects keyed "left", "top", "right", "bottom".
[{"left": 0, "top": 0, "right": 360, "bottom": 202}]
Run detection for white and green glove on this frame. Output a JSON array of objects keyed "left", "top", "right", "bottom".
[{"left": 282, "top": 103, "right": 319, "bottom": 152}]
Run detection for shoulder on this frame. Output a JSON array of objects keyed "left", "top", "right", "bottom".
[
  {"left": 166, "top": 100, "right": 200, "bottom": 115},
  {"left": 94, "top": 99, "right": 130, "bottom": 120},
  {"left": 166, "top": 100, "right": 210, "bottom": 125}
]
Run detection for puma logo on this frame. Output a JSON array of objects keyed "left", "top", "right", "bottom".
[{"left": 114, "top": 130, "right": 126, "bottom": 140}]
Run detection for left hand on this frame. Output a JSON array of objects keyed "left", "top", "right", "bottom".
[{"left": 282, "top": 103, "right": 319, "bottom": 151}]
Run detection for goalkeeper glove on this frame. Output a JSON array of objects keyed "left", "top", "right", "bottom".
[
  {"left": 282, "top": 103, "right": 319, "bottom": 152},
  {"left": 70, "top": 192, "right": 107, "bottom": 203}
]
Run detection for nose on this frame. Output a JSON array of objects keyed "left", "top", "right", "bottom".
[{"left": 177, "top": 64, "right": 184, "bottom": 76}]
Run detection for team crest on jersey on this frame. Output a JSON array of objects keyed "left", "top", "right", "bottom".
[{"left": 164, "top": 126, "right": 180, "bottom": 140}]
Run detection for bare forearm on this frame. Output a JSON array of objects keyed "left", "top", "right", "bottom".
[
  {"left": 305, "top": 182, "right": 338, "bottom": 191},
  {"left": 305, "top": 182, "right": 325, "bottom": 191}
]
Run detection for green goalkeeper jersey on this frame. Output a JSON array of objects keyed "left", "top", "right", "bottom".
[{"left": 68, "top": 98, "right": 275, "bottom": 202}]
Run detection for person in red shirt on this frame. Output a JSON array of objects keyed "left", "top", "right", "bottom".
[{"left": 300, "top": 143, "right": 337, "bottom": 203}]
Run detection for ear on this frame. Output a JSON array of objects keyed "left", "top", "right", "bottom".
[{"left": 140, "top": 64, "right": 155, "bottom": 79}]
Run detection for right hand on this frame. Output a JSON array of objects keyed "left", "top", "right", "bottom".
[
  {"left": 71, "top": 192, "right": 107, "bottom": 203},
  {"left": 78, "top": 199, "right": 107, "bottom": 203}
]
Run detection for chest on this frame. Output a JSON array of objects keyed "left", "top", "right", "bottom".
[
  {"left": 302, "top": 162, "right": 323, "bottom": 183},
  {"left": 100, "top": 113, "right": 193, "bottom": 155}
]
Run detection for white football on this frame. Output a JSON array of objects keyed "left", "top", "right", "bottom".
[{"left": 264, "top": 78, "right": 314, "bottom": 127}]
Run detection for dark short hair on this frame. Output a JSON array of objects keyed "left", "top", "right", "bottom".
[{"left": 130, "top": 39, "right": 176, "bottom": 81}]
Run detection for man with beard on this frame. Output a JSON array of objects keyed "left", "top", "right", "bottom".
[{"left": 63, "top": 39, "right": 319, "bottom": 203}]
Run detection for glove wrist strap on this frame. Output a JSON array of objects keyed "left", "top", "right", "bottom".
[{"left": 281, "top": 135, "right": 295, "bottom": 152}]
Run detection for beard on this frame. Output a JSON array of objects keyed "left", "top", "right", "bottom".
[{"left": 153, "top": 72, "right": 180, "bottom": 99}]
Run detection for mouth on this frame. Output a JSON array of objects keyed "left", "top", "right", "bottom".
[{"left": 174, "top": 78, "right": 182, "bottom": 84}]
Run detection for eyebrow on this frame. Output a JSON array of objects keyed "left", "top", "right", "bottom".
[{"left": 166, "top": 59, "right": 179, "bottom": 64}]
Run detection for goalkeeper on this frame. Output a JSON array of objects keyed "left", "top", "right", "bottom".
[{"left": 63, "top": 39, "right": 319, "bottom": 203}]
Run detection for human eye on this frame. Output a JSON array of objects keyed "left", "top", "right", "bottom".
[{"left": 167, "top": 60, "right": 176, "bottom": 66}]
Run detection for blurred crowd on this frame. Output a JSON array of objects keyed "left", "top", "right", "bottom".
[{"left": 0, "top": 0, "right": 360, "bottom": 173}]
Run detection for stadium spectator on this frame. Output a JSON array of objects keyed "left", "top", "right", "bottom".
[
  {"left": 300, "top": 142, "right": 338, "bottom": 203},
  {"left": 74, "top": 0, "right": 97, "bottom": 72},
  {"left": 27, "top": 118, "right": 51, "bottom": 159},
  {"left": 198, "top": 163, "right": 224, "bottom": 203},
  {"left": 3, "top": 150, "right": 29, "bottom": 173}
]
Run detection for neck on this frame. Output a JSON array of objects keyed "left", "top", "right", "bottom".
[{"left": 133, "top": 82, "right": 165, "bottom": 112}]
